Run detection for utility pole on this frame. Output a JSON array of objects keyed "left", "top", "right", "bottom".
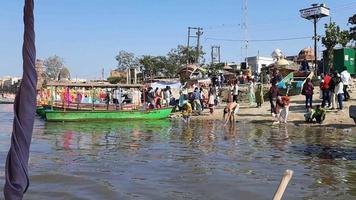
[
  {"left": 187, "top": 27, "right": 203, "bottom": 64},
  {"left": 313, "top": 16, "right": 318, "bottom": 73},
  {"left": 187, "top": 28, "right": 191, "bottom": 64},
  {"left": 101, "top": 67, "right": 104, "bottom": 80},
  {"left": 242, "top": 0, "right": 248, "bottom": 68},
  {"left": 196, "top": 27, "right": 203, "bottom": 64},
  {"left": 211, "top": 45, "right": 221, "bottom": 64}
]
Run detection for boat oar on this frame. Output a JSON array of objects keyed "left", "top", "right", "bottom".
[{"left": 272, "top": 169, "right": 293, "bottom": 200}]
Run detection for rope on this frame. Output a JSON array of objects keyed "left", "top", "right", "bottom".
[{"left": 4, "top": 0, "right": 37, "bottom": 199}]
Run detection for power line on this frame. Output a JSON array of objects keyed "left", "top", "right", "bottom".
[{"left": 205, "top": 36, "right": 312, "bottom": 42}]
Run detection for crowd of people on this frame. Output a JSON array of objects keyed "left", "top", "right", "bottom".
[{"left": 301, "top": 67, "right": 352, "bottom": 124}]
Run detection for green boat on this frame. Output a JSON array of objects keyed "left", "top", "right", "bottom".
[{"left": 45, "top": 107, "right": 173, "bottom": 122}]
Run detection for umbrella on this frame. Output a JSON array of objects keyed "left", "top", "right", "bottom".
[{"left": 4, "top": 0, "right": 37, "bottom": 199}]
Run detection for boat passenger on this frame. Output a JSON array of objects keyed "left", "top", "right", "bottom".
[
  {"left": 147, "top": 87, "right": 156, "bottom": 109},
  {"left": 163, "top": 86, "right": 171, "bottom": 107}
]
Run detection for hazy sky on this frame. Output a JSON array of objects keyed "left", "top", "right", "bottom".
[{"left": 0, "top": 0, "right": 354, "bottom": 79}]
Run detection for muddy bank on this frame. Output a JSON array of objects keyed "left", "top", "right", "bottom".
[{"left": 171, "top": 86, "right": 356, "bottom": 129}]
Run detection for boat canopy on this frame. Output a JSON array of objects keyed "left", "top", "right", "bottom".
[{"left": 46, "top": 81, "right": 143, "bottom": 88}]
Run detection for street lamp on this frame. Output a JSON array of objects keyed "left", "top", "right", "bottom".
[{"left": 300, "top": 3, "right": 329, "bottom": 75}]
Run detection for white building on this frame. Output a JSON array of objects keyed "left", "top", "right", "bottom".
[{"left": 247, "top": 56, "right": 274, "bottom": 75}]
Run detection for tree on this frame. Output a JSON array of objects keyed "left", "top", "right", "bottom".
[
  {"left": 322, "top": 21, "right": 340, "bottom": 69},
  {"left": 115, "top": 50, "right": 139, "bottom": 70},
  {"left": 107, "top": 76, "right": 126, "bottom": 84},
  {"left": 349, "top": 14, "right": 356, "bottom": 45},
  {"left": 163, "top": 45, "right": 205, "bottom": 77},
  {"left": 338, "top": 30, "right": 350, "bottom": 47},
  {"left": 44, "top": 55, "right": 65, "bottom": 80},
  {"left": 139, "top": 56, "right": 166, "bottom": 79},
  {"left": 208, "top": 63, "right": 225, "bottom": 75}
]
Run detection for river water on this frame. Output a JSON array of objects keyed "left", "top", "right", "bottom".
[{"left": 0, "top": 104, "right": 355, "bottom": 199}]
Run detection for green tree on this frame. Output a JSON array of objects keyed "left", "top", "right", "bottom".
[
  {"left": 338, "top": 30, "right": 350, "bottom": 47},
  {"left": 139, "top": 56, "right": 166, "bottom": 80},
  {"left": 322, "top": 21, "right": 339, "bottom": 69},
  {"left": 208, "top": 63, "right": 225, "bottom": 75},
  {"left": 163, "top": 45, "right": 205, "bottom": 77},
  {"left": 44, "top": 55, "right": 65, "bottom": 80},
  {"left": 349, "top": 14, "right": 356, "bottom": 45},
  {"left": 115, "top": 50, "right": 139, "bottom": 70},
  {"left": 107, "top": 76, "right": 126, "bottom": 84}
]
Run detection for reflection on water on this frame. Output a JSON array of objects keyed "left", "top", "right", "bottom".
[{"left": 0, "top": 105, "right": 355, "bottom": 199}]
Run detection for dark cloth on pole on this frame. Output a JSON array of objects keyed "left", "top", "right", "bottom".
[{"left": 4, "top": 0, "right": 37, "bottom": 199}]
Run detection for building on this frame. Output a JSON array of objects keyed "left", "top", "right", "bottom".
[
  {"left": 0, "top": 76, "right": 21, "bottom": 91},
  {"left": 246, "top": 56, "right": 274, "bottom": 74}
]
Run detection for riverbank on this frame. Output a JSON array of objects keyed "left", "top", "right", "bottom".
[{"left": 172, "top": 85, "right": 356, "bottom": 129}]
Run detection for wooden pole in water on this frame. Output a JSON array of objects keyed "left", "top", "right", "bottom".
[{"left": 273, "top": 169, "right": 293, "bottom": 200}]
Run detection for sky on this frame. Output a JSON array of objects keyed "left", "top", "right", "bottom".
[{"left": 0, "top": 0, "right": 355, "bottom": 79}]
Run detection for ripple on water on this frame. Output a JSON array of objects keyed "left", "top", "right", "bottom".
[{"left": 0, "top": 104, "right": 355, "bottom": 199}]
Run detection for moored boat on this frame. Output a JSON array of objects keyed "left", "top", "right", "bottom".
[
  {"left": 45, "top": 107, "right": 172, "bottom": 122},
  {"left": 350, "top": 105, "right": 356, "bottom": 124}
]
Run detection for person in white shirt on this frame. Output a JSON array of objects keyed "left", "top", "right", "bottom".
[
  {"left": 231, "top": 81, "right": 239, "bottom": 103},
  {"left": 340, "top": 67, "right": 352, "bottom": 101},
  {"left": 335, "top": 77, "right": 344, "bottom": 110}
]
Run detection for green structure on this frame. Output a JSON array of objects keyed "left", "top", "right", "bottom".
[
  {"left": 333, "top": 48, "right": 355, "bottom": 74},
  {"left": 44, "top": 107, "right": 173, "bottom": 122}
]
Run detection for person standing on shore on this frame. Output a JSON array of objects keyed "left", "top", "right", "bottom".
[
  {"left": 269, "top": 80, "right": 280, "bottom": 116},
  {"left": 329, "top": 71, "right": 339, "bottom": 110},
  {"left": 320, "top": 73, "right": 331, "bottom": 107},
  {"left": 335, "top": 77, "right": 344, "bottom": 110},
  {"left": 255, "top": 83, "right": 264, "bottom": 107},
  {"left": 163, "top": 86, "right": 171, "bottom": 107},
  {"left": 302, "top": 78, "right": 314, "bottom": 109},
  {"left": 275, "top": 96, "right": 290, "bottom": 124},
  {"left": 248, "top": 79, "right": 256, "bottom": 106},
  {"left": 341, "top": 67, "right": 352, "bottom": 101},
  {"left": 208, "top": 84, "right": 216, "bottom": 114},
  {"left": 231, "top": 81, "right": 239, "bottom": 103},
  {"left": 192, "top": 87, "right": 202, "bottom": 115}
]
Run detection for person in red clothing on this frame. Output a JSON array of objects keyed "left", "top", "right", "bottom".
[{"left": 320, "top": 73, "right": 331, "bottom": 107}]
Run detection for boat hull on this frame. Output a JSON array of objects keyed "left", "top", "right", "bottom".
[
  {"left": 350, "top": 105, "right": 356, "bottom": 124},
  {"left": 45, "top": 107, "right": 173, "bottom": 122}
]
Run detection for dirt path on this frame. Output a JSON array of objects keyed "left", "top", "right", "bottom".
[{"left": 172, "top": 84, "right": 356, "bottom": 129}]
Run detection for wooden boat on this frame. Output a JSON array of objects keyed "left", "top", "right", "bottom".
[
  {"left": 37, "top": 82, "right": 174, "bottom": 121},
  {"left": 350, "top": 105, "right": 356, "bottom": 124},
  {"left": 44, "top": 107, "right": 173, "bottom": 122},
  {"left": 0, "top": 98, "right": 14, "bottom": 104}
]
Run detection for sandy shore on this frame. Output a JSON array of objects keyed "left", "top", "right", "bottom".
[{"left": 171, "top": 84, "right": 356, "bottom": 129}]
